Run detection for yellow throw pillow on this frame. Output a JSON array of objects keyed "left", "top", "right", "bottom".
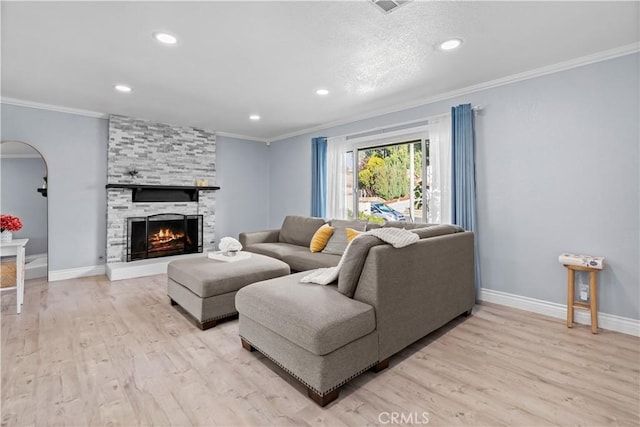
[
  {"left": 310, "top": 224, "right": 335, "bottom": 253},
  {"left": 346, "top": 227, "right": 363, "bottom": 242}
]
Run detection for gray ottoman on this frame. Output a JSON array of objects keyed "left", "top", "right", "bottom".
[{"left": 167, "top": 253, "right": 290, "bottom": 330}]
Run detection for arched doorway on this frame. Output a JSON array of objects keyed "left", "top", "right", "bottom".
[{"left": 0, "top": 141, "right": 49, "bottom": 281}]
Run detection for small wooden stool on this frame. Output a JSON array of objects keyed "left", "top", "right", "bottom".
[{"left": 565, "top": 264, "right": 600, "bottom": 334}]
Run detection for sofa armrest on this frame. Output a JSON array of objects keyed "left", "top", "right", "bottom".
[{"left": 240, "top": 229, "right": 280, "bottom": 247}]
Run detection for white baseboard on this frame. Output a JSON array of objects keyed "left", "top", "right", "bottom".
[
  {"left": 48, "top": 265, "right": 106, "bottom": 282},
  {"left": 106, "top": 253, "right": 205, "bottom": 281},
  {"left": 478, "top": 288, "right": 640, "bottom": 337},
  {"left": 25, "top": 252, "right": 47, "bottom": 263},
  {"left": 47, "top": 253, "right": 205, "bottom": 282}
]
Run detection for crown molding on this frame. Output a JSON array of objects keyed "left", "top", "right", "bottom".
[
  {"left": 1, "top": 97, "right": 108, "bottom": 119},
  {"left": 0, "top": 97, "right": 268, "bottom": 143},
  {"left": 215, "top": 131, "right": 269, "bottom": 143},
  {"left": 268, "top": 43, "right": 640, "bottom": 142}
]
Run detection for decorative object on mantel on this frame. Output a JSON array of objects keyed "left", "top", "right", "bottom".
[
  {"left": 42, "top": 176, "right": 47, "bottom": 189},
  {"left": 127, "top": 167, "right": 140, "bottom": 180},
  {"left": 0, "top": 214, "right": 23, "bottom": 243},
  {"left": 219, "top": 237, "right": 243, "bottom": 256},
  {"left": 196, "top": 179, "right": 209, "bottom": 187}
]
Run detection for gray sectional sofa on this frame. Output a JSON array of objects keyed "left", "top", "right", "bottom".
[{"left": 236, "top": 215, "right": 476, "bottom": 406}]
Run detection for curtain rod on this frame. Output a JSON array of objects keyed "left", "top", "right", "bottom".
[{"left": 333, "top": 105, "right": 481, "bottom": 142}]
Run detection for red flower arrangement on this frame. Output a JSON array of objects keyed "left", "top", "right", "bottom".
[{"left": 0, "top": 214, "right": 22, "bottom": 232}]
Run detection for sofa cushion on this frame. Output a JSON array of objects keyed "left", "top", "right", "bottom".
[
  {"left": 236, "top": 273, "right": 376, "bottom": 356},
  {"left": 337, "top": 235, "right": 386, "bottom": 298},
  {"left": 382, "top": 221, "right": 407, "bottom": 229},
  {"left": 309, "top": 224, "right": 334, "bottom": 253},
  {"left": 283, "top": 251, "right": 341, "bottom": 272},
  {"left": 412, "top": 224, "right": 464, "bottom": 239},
  {"left": 384, "top": 221, "right": 437, "bottom": 230},
  {"left": 244, "top": 242, "right": 309, "bottom": 260},
  {"left": 322, "top": 219, "right": 368, "bottom": 255},
  {"left": 279, "top": 216, "right": 326, "bottom": 247}
]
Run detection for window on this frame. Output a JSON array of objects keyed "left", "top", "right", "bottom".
[
  {"left": 329, "top": 115, "right": 451, "bottom": 224},
  {"left": 345, "top": 140, "right": 424, "bottom": 223}
]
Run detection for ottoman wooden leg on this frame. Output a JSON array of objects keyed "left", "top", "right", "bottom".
[
  {"left": 241, "top": 338, "right": 256, "bottom": 352},
  {"left": 170, "top": 298, "right": 218, "bottom": 330},
  {"left": 371, "top": 358, "right": 390, "bottom": 373},
  {"left": 199, "top": 319, "right": 218, "bottom": 330},
  {"left": 307, "top": 388, "right": 339, "bottom": 407}
]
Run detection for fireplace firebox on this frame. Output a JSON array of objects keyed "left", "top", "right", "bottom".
[{"left": 127, "top": 214, "right": 203, "bottom": 261}]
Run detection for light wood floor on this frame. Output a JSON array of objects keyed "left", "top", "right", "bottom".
[{"left": 2, "top": 275, "right": 638, "bottom": 426}]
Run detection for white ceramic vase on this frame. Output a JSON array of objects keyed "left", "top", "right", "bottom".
[{"left": 0, "top": 230, "right": 13, "bottom": 243}]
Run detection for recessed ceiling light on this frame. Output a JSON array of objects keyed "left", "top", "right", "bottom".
[
  {"left": 154, "top": 32, "right": 178, "bottom": 45},
  {"left": 249, "top": 114, "right": 261, "bottom": 121},
  {"left": 114, "top": 84, "right": 132, "bottom": 93},
  {"left": 316, "top": 89, "right": 329, "bottom": 96},
  {"left": 439, "top": 38, "right": 462, "bottom": 51}
]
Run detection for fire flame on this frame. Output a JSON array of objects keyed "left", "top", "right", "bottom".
[{"left": 150, "top": 228, "right": 185, "bottom": 245}]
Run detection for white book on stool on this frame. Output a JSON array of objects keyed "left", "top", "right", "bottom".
[{"left": 558, "top": 252, "right": 605, "bottom": 269}]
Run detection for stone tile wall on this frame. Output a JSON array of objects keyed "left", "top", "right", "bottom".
[
  {"left": 106, "top": 115, "right": 217, "bottom": 263},
  {"left": 108, "top": 114, "right": 216, "bottom": 185}
]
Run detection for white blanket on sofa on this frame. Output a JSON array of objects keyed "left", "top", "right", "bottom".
[{"left": 299, "top": 227, "right": 419, "bottom": 285}]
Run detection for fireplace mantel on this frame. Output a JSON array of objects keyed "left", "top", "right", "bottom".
[{"left": 106, "top": 184, "right": 220, "bottom": 203}]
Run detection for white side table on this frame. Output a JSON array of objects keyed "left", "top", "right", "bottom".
[{"left": 1, "top": 238, "right": 29, "bottom": 314}]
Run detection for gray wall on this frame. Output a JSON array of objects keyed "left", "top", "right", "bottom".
[
  {"left": 1, "top": 105, "right": 108, "bottom": 271},
  {"left": 107, "top": 114, "right": 216, "bottom": 185},
  {"left": 268, "top": 53, "right": 639, "bottom": 320},
  {"left": 215, "top": 135, "right": 271, "bottom": 242},
  {"left": 0, "top": 156, "right": 48, "bottom": 255}
]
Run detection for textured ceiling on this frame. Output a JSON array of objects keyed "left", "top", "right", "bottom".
[{"left": 1, "top": 1, "right": 638, "bottom": 141}]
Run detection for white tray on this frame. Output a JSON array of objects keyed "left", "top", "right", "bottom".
[{"left": 207, "top": 251, "right": 251, "bottom": 262}]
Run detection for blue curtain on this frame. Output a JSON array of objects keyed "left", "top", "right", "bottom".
[
  {"left": 311, "top": 137, "right": 327, "bottom": 218},
  {"left": 451, "top": 104, "right": 480, "bottom": 288}
]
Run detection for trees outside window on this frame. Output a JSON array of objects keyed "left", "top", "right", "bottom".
[{"left": 345, "top": 140, "right": 428, "bottom": 223}]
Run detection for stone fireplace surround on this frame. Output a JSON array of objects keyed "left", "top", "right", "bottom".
[{"left": 105, "top": 115, "right": 217, "bottom": 280}]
